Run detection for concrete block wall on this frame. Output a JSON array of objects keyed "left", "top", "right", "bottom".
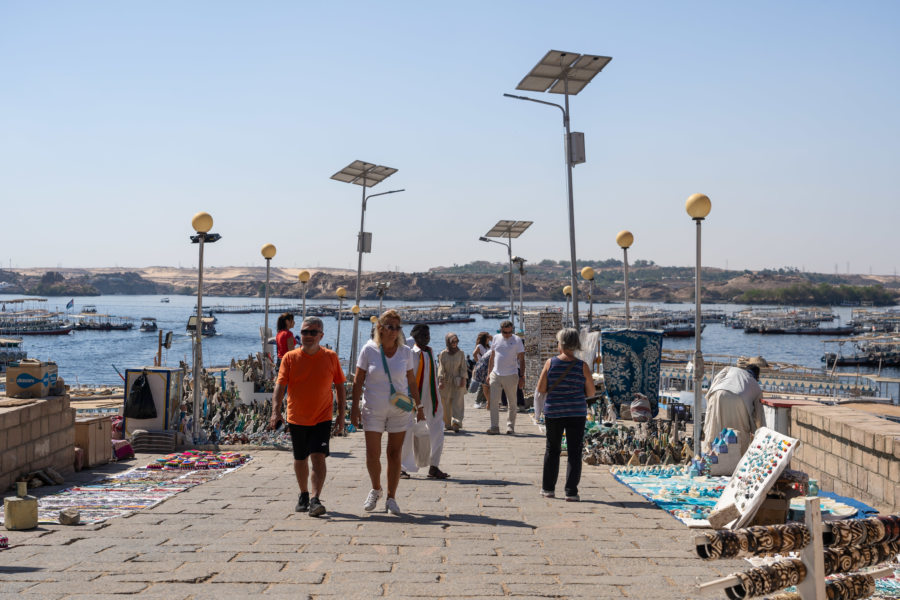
[
  {"left": 790, "top": 404, "right": 900, "bottom": 511},
  {"left": 0, "top": 395, "right": 75, "bottom": 492}
]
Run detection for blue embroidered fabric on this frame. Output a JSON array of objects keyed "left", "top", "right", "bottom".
[{"left": 600, "top": 329, "right": 663, "bottom": 418}]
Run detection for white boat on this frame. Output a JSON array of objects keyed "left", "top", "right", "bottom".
[{"left": 160, "top": 297, "right": 170, "bottom": 303}]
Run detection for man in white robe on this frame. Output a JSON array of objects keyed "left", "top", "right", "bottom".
[{"left": 401, "top": 324, "right": 449, "bottom": 479}]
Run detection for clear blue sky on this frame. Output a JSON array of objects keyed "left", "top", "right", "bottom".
[{"left": 3, "top": 1, "right": 899, "bottom": 275}]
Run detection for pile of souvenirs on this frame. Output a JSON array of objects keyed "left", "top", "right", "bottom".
[
  {"left": 146, "top": 450, "right": 250, "bottom": 470},
  {"left": 583, "top": 418, "right": 693, "bottom": 466}
]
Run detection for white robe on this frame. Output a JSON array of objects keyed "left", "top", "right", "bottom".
[{"left": 402, "top": 345, "right": 444, "bottom": 472}]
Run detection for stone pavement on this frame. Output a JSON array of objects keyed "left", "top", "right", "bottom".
[{"left": 1, "top": 401, "right": 745, "bottom": 599}]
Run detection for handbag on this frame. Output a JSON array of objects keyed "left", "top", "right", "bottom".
[{"left": 381, "top": 346, "right": 415, "bottom": 412}]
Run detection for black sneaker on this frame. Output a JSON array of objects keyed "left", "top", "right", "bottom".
[
  {"left": 308, "top": 496, "right": 326, "bottom": 517},
  {"left": 295, "top": 491, "right": 310, "bottom": 512}
]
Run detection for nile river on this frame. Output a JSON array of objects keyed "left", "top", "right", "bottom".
[{"left": 3, "top": 295, "right": 897, "bottom": 386}]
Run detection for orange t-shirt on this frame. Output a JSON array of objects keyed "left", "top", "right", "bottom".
[{"left": 276, "top": 346, "right": 346, "bottom": 426}]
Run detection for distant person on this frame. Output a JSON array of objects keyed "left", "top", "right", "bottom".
[
  {"left": 401, "top": 324, "right": 449, "bottom": 479},
  {"left": 351, "top": 309, "right": 423, "bottom": 515},
  {"left": 536, "top": 328, "right": 595, "bottom": 501},
  {"left": 438, "top": 332, "right": 467, "bottom": 432},
  {"left": 269, "top": 316, "right": 345, "bottom": 517},
  {"left": 487, "top": 320, "right": 526, "bottom": 434},
  {"left": 702, "top": 356, "right": 767, "bottom": 455},
  {"left": 275, "top": 312, "right": 296, "bottom": 375}
]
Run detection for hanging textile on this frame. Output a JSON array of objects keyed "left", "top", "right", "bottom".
[{"left": 601, "top": 329, "right": 662, "bottom": 418}]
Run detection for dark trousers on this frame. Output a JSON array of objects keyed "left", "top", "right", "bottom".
[{"left": 542, "top": 416, "right": 586, "bottom": 496}]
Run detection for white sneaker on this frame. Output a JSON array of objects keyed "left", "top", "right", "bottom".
[
  {"left": 363, "top": 488, "right": 383, "bottom": 512},
  {"left": 385, "top": 497, "right": 401, "bottom": 515}
]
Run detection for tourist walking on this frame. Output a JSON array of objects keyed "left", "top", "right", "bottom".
[
  {"left": 269, "top": 316, "right": 345, "bottom": 517},
  {"left": 470, "top": 332, "right": 492, "bottom": 409},
  {"left": 351, "top": 309, "right": 423, "bottom": 515},
  {"left": 487, "top": 320, "right": 525, "bottom": 434},
  {"left": 536, "top": 328, "right": 595, "bottom": 502},
  {"left": 274, "top": 312, "right": 296, "bottom": 375},
  {"left": 702, "top": 356, "right": 766, "bottom": 455},
  {"left": 401, "top": 324, "right": 449, "bottom": 479},
  {"left": 438, "top": 332, "right": 467, "bottom": 432}
]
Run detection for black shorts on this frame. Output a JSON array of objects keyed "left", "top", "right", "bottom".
[{"left": 288, "top": 420, "right": 332, "bottom": 460}]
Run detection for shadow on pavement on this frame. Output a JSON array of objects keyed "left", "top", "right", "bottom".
[{"left": 325, "top": 511, "right": 534, "bottom": 529}]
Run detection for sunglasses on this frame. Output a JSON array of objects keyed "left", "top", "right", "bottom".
[
  {"left": 501, "top": 329, "right": 513, "bottom": 334},
  {"left": 300, "top": 329, "right": 322, "bottom": 336},
  {"left": 382, "top": 324, "right": 402, "bottom": 332}
]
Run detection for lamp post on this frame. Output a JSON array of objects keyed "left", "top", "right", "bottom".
[
  {"left": 261, "top": 243, "right": 276, "bottom": 379},
  {"left": 616, "top": 230, "right": 634, "bottom": 328},
  {"left": 505, "top": 50, "right": 612, "bottom": 331},
  {"left": 298, "top": 270, "right": 310, "bottom": 321},
  {"left": 335, "top": 286, "right": 347, "bottom": 365},
  {"left": 563, "top": 285, "right": 572, "bottom": 326},
  {"left": 375, "top": 281, "right": 391, "bottom": 314},
  {"left": 512, "top": 256, "right": 526, "bottom": 333},
  {"left": 580, "top": 266, "right": 595, "bottom": 330},
  {"left": 189, "top": 211, "right": 221, "bottom": 443},
  {"left": 480, "top": 220, "right": 532, "bottom": 325},
  {"left": 331, "top": 160, "right": 402, "bottom": 383},
  {"left": 369, "top": 314, "right": 378, "bottom": 338},
  {"left": 686, "top": 193, "right": 711, "bottom": 455}
]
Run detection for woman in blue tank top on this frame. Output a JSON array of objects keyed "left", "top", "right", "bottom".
[{"left": 536, "top": 328, "right": 596, "bottom": 501}]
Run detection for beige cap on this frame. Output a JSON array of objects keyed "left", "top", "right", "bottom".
[{"left": 736, "top": 356, "right": 750, "bottom": 368}]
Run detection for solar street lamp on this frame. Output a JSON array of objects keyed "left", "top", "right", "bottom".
[
  {"left": 480, "top": 220, "right": 533, "bottom": 325},
  {"left": 298, "top": 270, "right": 310, "bottom": 321},
  {"left": 189, "top": 211, "right": 221, "bottom": 443},
  {"left": 331, "top": 160, "right": 403, "bottom": 381},
  {"left": 261, "top": 243, "right": 276, "bottom": 379},
  {"left": 505, "top": 50, "right": 612, "bottom": 330},
  {"left": 685, "top": 193, "right": 711, "bottom": 455},
  {"left": 616, "top": 230, "right": 634, "bottom": 328}
]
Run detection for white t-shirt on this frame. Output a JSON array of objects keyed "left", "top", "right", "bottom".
[
  {"left": 357, "top": 339, "right": 415, "bottom": 408},
  {"left": 490, "top": 333, "right": 525, "bottom": 377}
]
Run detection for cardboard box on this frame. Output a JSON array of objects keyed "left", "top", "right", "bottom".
[
  {"left": 749, "top": 496, "right": 789, "bottom": 526},
  {"left": 5, "top": 360, "right": 58, "bottom": 399}
]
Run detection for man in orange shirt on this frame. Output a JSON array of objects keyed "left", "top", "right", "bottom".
[{"left": 269, "top": 316, "right": 346, "bottom": 517}]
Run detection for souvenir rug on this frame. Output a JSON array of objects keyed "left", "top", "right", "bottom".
[
  {"left": 601, "top": 329, "right": 663, "bottom": 418},
  {"left": 0, "top": 452, "right": 251, "bottom": 525}
]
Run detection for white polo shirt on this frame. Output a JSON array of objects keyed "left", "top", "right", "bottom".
[{"left": 490, "top": 333, "right": 524, "bottom": 377}]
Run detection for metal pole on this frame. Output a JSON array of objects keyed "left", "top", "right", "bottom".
[
  {"left": 507, "top": 237, "right": 514, "bottom": 325},
  {"left": 565, "top": 294, "right": 571, "bottom": 326},
  {"left": 588, "top": 279, "right": 593, "bottom": 330},
  {"left": 336, "top": 297, "right": 344, "bottom": 363},
  {"left": 192, "top": 235, "right": 205, "bottom": 443},
  {"left": 518, "top": 266, "right": 524, "bottom": 334},
  {"left": 263, "top": 257, "right": 271, "bottom": 379},
  {"left": 378, "top": 287, "right": 384, "bottom": 314},
  {"left": 623, "top": 247, "right": 631, "bottom": 328},
  {"left": 301, "top": 282, "right": 307, "bottom": 321},
  {"left": 692, "top": 218, "right": 704, "bottom": 456},
  {"left": 562, "top": 81, "right": 580, "bottom": 330},
  {"left": 350, "top": 181, "right": 366, "bottom": 381}
]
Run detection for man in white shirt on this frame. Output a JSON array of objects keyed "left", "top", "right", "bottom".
[{"left": 487, "top": 320, "right": 525, "bottom": 435}]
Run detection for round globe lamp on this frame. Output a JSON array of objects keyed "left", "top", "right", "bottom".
[
  {"left": 298, "top": 270, "right": 310, "bottom": 283},
  {"left": 616, "top": 230, "right": 634, "bottom": 249},
  {"left": 685, "top": 193, "right": 711, "bottom": 220},
  {"left": 261, "top": 243, "right": 276, "bottom": 259},
  {"left": 192, "top": 212, "right": 213, "bottom": 233}
]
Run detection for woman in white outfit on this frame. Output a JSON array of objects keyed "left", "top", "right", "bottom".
[{"left": 351, "top": 309, "right": 423, "bottom": 515}]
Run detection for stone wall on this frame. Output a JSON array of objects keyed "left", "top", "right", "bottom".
[
  {"left": 0, "top": 395, "right": 75, "bottom": 492},
  {"left": 790, "top": 404, "right": 900, "bottom": 511}
]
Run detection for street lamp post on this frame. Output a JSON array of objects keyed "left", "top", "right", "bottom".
[
  {"left": 375, "top": 281, "right": 391, "bottom": 314},
  {"left": 331, "top": 160, "right": 402, "bottom": 382},
  {"left": 189, "top": 212, "right": 221, "bottom": 443},
  {"left": 512, "top": 256, "right": 526, "bottom": 333},
  {"left": 563, "top": 285, "right": 572, "bottom": 326},
  {"left": 335, "top": 286, "right": 347, "bottom": 365},
  {"left": 616, "top": 230, "right": 634, "bottom": 328},
  {"left": 686, "top": 193, "right": 711, "bottom": 455},
  {"left": 261, "top": 244, "right": 276, "bottom": 379},
  {"left": 505, "top": 50, "right": 612, "bottom": 331},
  {"left": 298, "top": 270, "right": 310, "bottom": 321},
  {"left": 480, "top": 220, "right": 532, "bottom": 325},
  {"left": 581, "top": 266, "right": 595, "bottom": 330}
]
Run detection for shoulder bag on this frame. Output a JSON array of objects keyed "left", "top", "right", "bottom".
[{"left": 381, "top": 346, "right": 415, "bottom": 412}]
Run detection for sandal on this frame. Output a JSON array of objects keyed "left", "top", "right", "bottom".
[
  {"left": 427, "top": 467, "right": 449, "bottom": 479},
  {"left": 399, "top": 471, "right": 410, "bottom": 479}
]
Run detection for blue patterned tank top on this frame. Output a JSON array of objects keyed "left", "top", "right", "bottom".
[{"left": 544, "top": 356, "right": 587, "bottom": 419}]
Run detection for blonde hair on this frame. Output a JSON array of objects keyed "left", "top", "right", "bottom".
[{"left": 373, "top": 309, "right": 403, "bottom": 348}]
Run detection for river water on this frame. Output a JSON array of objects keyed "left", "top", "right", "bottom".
[{"left": 4, "top": 294, "right": 897, "bottom": 386}]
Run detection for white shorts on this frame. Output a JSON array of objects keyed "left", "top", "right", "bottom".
[{"left": 361, "top": 400, "right": 413, "bottom": 434}]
